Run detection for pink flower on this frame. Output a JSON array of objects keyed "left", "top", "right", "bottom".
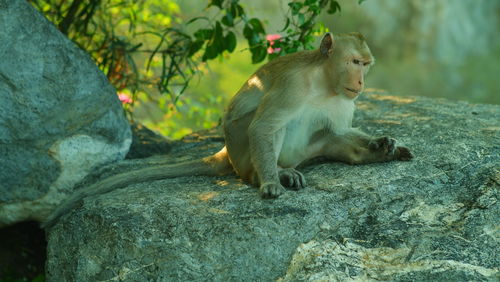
[
  {"left": 266, "top": 34, "right": 282, "bottom": 54},
  {"left": 118, "top": 93, "right": 132, "bottom": 104},
  {"left": 266, "top": 34, "right": 282, "bottom": 41}
]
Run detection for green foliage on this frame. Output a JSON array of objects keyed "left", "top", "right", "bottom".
[
  {"left": 29, "top": 0, "right": 353, "bottom": 138},
  {"left": 268, "top": 0, "right": 341, "bottom": 59},
  {"left": 141, "top": 44, "right": 263, "bottom": 139},
  {"left": 29, "top": 0, "right": 185, "bottom": 116}
]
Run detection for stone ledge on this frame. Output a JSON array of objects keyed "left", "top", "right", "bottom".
[{"left": 46, "top": 92, "right": 499, "bottom": 281}]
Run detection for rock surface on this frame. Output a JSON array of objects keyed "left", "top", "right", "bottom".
[
  {"left": 46, "top": 91, "right": 499, "bottom": 281},
  {"left": 125, "top": 122, "right": 173, "bottom": 159},
  {"left": 0, "top": 0, "right": 131, "bottom": 226}
]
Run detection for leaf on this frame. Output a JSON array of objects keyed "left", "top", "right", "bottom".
[
  {"left": 194, "top": 28, "right": 213, "bottom": 40},
  {"left": 202, "top": 22, "right": 224, "bottom": 61},
  {"left": 308, "top": 4, "right": 321, "bottom": 15},
  {"left": 213, "top": 21, "right": 224, "bottom": 50},
  {"left": 208, "top": 0, "right": 223, "bottom": 9},
  {"left": 214, "top": 21, "right": 223, "bottom": 38},
  {"left": 202, "top": 42, "right": 218, "bottom": 61},
  {"left": 230, "top": 3, "right": 245, "bottom": 18},
  {"left": 251, "top": 45, "right": 267, "bottom": 63},
  {"left": 224, "top": 31, "right": 237, "bottom": 52},
  {"left": 244, "top": 24, "right": 260, "bottom": 45},
  {"left": 186, "top": 16, "right": 209, "bottom": 25},
  {"left": 188, "top": 40, "right": 204, "bottom": 56},
  {"left": 248, "top": 18, "right": 265, "bottom": 34},
  {"left": 221, "top": 11, "right": 234, "bottom": 27},
  {"left": 327, "top": 0, "right": 341, "bottom": 14},
  {"left": 280, "top": 18, "right": 290, "bottom": 32},
  {"left": 243, "top": 24, "right": 253, "bottom": 39},
  {"left": 358, "top": 0, "right": 367, "bottom": 4},
  {"left": 288, "top": 2, "right": 303, "bottom": 15}
]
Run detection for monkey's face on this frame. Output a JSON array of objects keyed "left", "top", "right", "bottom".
[
  {"left": 337, "top": 41, "right": 373, "bottom": 99},
  {"left": 340, "top": 56, "right": 372, "bottom": 99},
  {"left": 321, "top": 33, "right": 374, "bottom": 100}
]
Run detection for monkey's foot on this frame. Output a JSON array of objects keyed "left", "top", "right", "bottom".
[
  {"left": 369, "top": 137, "right": 413, "bottom": 161},
  {"left": 369, "top": 136, "right": 396, "bottom": 155},
  {"left": 279, "top": 168, "right": 306, "bottom": 190},
  {"left": 259, "top": 182, "right": 285, "bottom": 199}
]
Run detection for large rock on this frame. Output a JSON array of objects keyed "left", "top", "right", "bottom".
[
  {"left": 45, "top": 92, "right": 499, "bottom": 281},
  {"left": 0, "top": 0, "right": 131, "bottom": 226}
]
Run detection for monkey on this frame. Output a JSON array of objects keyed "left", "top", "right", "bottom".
[{"left": 42, "top": 32, "right": 412, "bottom": 228}]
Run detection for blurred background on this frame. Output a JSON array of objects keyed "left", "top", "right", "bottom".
[
  {"left": 33, "top": 0, "right": 500, "bottom": 138},
  {"left": 152, "top": 0, "right": 499, "bottom": 138}
]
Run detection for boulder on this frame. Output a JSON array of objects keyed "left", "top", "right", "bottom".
[
  {"left": 0, "top": 0, "right": 131, "bottom": 226},
  {"left": 45, "top": 92, "right": 499, "bottom": 281},
  {"left": 125, "top": 122, "right": 173, "bottom": 159}
]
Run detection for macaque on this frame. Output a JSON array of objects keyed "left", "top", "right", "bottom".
[{"left": 42, "top": 32, "right": 412, "bottom": 228}]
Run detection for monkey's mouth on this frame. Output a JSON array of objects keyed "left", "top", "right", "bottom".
[{"left": 345, "top": 88, "right": 361, "bottom": 94}]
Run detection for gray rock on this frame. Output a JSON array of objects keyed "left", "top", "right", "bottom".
[
  {"left": 126, "top": 122, "right": 173, "bottom": 159},
  {"left": 46, "top": 92, "right": 499, "bottom": 281},
  {"left": 279, "top": 240, "right": 498, "bottom": 281},
  {"left": 0, "top": 0, "right": 131, "bottom": 226}
]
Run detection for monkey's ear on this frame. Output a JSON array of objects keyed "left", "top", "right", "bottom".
[{"left": 320, "top": 33, "right": 335, "bottom": 57}]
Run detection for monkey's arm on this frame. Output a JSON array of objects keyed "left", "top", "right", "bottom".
[
  {"left": 248, "top": 86, "right": 304, "bottom": 198},
  {"left": 321, "top": 128, "right": 413, "bottom": 164}
]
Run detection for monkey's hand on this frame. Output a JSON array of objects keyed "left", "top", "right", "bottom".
[
  {"left": 279, "top": 168, "right": 306, "bottom": 190},
  {"left": 369, "top": 136, "right": 413, "bottom": 161},
  {"left": 260, "top": 182, "right": 286, "bottom": 199}
]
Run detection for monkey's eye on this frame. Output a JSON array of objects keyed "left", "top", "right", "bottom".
[
  {"left": 352, "top": 59, "right": 360, "bottom": 65},
  {"left": 363, "top": 62, "right": 370, "bottom": 66}
]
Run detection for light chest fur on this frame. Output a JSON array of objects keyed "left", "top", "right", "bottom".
[{"left": 279, "top": 94, "right": 355, "bottom": 167}]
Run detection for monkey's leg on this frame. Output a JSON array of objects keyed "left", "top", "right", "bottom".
[
  {"left": 248, "top": 126, "right": 288, "bottom": 198},
  {"left": 322, "top": 129, "right": 413, "bottom": 164},
  {"left": 247, "top": 85, "right": 306, "bottom": 198}
]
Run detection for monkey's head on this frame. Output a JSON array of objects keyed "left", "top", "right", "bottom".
[{"left": 320, "top": 32, "right": 374, "bottom": 99}]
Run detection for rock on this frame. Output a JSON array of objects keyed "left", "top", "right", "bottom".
[
  {"left": 45, "top": 91, "right": 499, "bottom": 281},
  {"left": 0, "top": 0, "right": 131, "bottom": 226},
  {"left": 125, "top": 123, "right": 173, "bottom": 159},
  {"left": 279, "top": 240, "right": 498, "bottom": 281}
]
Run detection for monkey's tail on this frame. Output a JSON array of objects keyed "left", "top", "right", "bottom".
[{"left": 41, "top": 147, "right": 232, "bottom": 229}]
